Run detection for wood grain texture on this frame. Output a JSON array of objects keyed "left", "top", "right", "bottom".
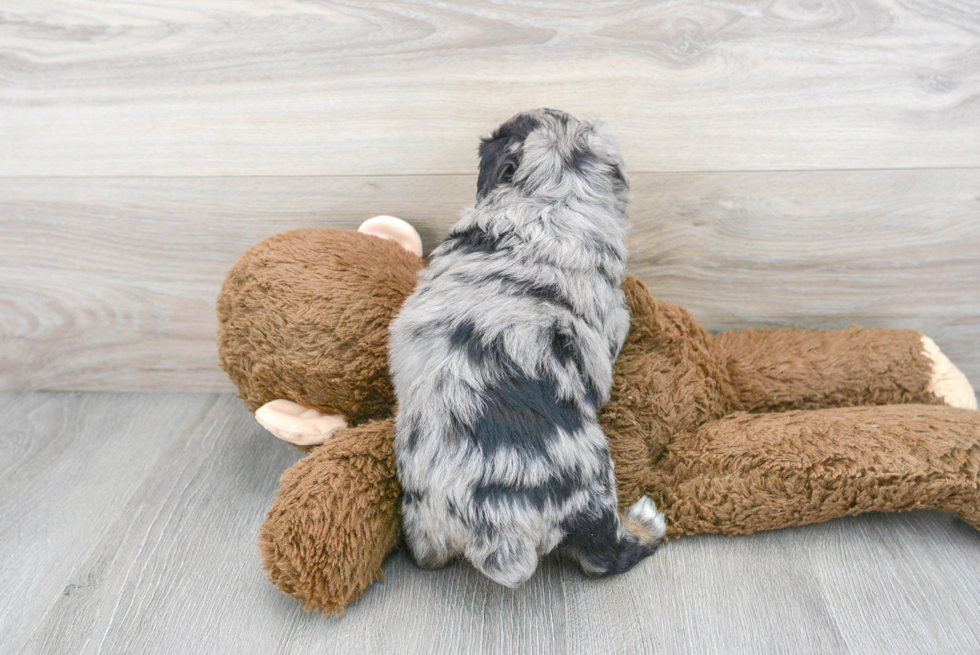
[
  {"left": 1, "top": 0, "right": 979, "bottom": 176},
  {"left": 629, "top": 170, "right": 980, "bottom": 389},
  {"left": 0, "top": 392, "right": 218, "bottom": 654},
  {"left": 18, "top": 393, "right": 300, "bottom": 655},
  {"left": 802, "top": 511, "right": 980, "bottom": 653},
  {"left": 4, "top": 392, "right": 979, "bottom": 654},
  {"left": 2, "top": 170, "right": 978, "bottom": 392}
]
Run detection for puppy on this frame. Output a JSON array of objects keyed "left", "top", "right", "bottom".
[{"left": 389, "top": 108, "right": 665, "bottom": 588}]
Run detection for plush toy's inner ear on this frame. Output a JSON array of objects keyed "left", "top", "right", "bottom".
[
  {"left": 358, "top": 215, "right": 423, "bottom": 258},
  {"left": 255, "top": 399, "right": 348, "bottom": 446}
]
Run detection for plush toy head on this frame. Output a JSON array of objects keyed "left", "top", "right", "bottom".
[{"left": 217, "top": 226, "right": 423, "bottom": 426}]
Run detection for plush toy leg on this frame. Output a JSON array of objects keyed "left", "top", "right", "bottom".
[
  {"left": 259, "top": 418, "right": 402, "bottom": 614},
  {"left": 649, "top": 404, "right": 980, "bottom": 538},
  {"left": 711, "top": 327, "right": 976, "bottom": 412},
  {"left": 255, "top": 399, "right": 347, "bottom": 446}
]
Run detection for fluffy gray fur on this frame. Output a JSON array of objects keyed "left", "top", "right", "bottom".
[{"left": 389, "top": 108, "right": 665, "bottom": 588}]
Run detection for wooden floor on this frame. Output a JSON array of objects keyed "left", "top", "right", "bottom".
[{"left": 2, "top": 391, "right": 978, "bottom": 655}]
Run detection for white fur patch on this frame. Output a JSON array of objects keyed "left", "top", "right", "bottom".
[
  {"left": 921, "top": 336, "right": 977, "bottom": 410},
  {"left": 627, "top": 495, "right": 667, "bottom": 543}
]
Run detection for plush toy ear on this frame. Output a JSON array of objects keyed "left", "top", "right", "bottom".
[
  {"left": 255, "top": 399, "right": 347, "bottom": 446},
  {"left": 358, "top": 215, "right": 423, "bottom": 258}
]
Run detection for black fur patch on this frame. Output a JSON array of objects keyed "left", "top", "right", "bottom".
[
  {"left": 567, "top": 144, "right": 628, "bottom": 193},
  {"left": 483, "top": 271, "right": 577, "bottom": 316},
  {"left": 608, "top": 340, "right": 621, "bottom": 362},
  {"left": 609, "top": 163, "right": 627, "bottom": 187},
  {"left": 442, "top": 225, "right": 503, "bottom": 257},
  {"left": 567, "top": 146, "right": 596, "bottom": 176},
  {"left": 446, "top": 321, "right": 583, "bottom": 459},
  {"left": 477, "top": 114, "right": 540, "bottom": 201},
  {"left": 593, "top": 237, "right": 624, "bottom": 264},
  {"left": 447, "top": 499, "right": 464, "bottom": 521},
  {"left": 551, "top": 327, "right": 603, "bottom": 409},
  {"left": 481, "top": 548, "right": 504, "bottom": 572},
  {"left": 448, "top": 319, "right": 505, "bottom": 365},
  {"left": 448, "top": 319, "right": 477, "bottom": 349},
  {"left": 404, "top": 421, "right": 423, "bottom": 451},
  {"left": 542, "top": 108, "right": 570, "bottom": 125},
  {"left": 550, "top": 328, "right": 581, "bottom": 369},
  {"left": 561, "top": 494, "right": 654, "bottom": 576},
  {"left": 468, "top": 371, "right": 582, "bottom": 459},
  {"left": 472, "top": 466, "right": 583, "bottom": 511},
  {"left": 597, "top": 264, "right": 619, "bottom": 288}
]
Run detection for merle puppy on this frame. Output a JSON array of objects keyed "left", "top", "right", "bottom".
[{"left": 389, "top": 108, "right": 665, "bottom": 587}]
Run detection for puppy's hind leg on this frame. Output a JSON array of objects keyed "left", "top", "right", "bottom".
[
  {"left": 564, "top": 496, "right": 666, "bottom": 577},
  {"left": 402, "top": 500, "right": 454, "bottom": 570},
  {"left": 467, "top": 536, "right": 540, "bottom": 588}
]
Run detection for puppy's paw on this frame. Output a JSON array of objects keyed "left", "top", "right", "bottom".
[
  {"left": 410, "top": 549, "right": 453, "bottom": 571},
  {"left": 626, "top": 495, "right": 667, "bottom": 546},
  {"left": 921, "top": 336, "right": 977, "bottom": 410},
  {"left": 470, "top": 539, "right": 540, "bottom": 588}
]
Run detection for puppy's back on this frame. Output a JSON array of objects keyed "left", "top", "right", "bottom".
[{"left": 390, "top": 109, "right": 664, "bottom": 587}]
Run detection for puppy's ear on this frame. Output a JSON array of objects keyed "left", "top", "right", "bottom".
[
  {"left": 611, "top": 162, "right": 629, "bottom": 189},
  {"left": 581, "top": 121, "right": 629, "bottom": 190},
  {"left": 477, "top": 134, "right": 520, "bottom": 202},
  {"left": 476, "top": 113, "right": 541, "bottom": 202}
]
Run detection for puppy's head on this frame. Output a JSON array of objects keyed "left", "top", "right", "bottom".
[{"left": 476, "top": 108, "right": 629, "bottom": 205}]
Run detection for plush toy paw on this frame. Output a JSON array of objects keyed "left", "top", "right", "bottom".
[
  {"left": 921, "top": 336, "right": 978, "bottom": 410},
  {"left": 358, "top": 215, "right": 423, "bottom": 258},
  {"left": 255, "top": 399, "right": 347, "bottom": 446}
]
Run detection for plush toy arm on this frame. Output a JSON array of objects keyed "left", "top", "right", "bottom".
[
  {"left": 649, "top": 404, "right": 980, "bottom": 538},
  {"left": 712, "top": 327, "right": 977, "bottom": 412},
  {"left": 259, "top": 418, "right": 402, "bottom": 615}
]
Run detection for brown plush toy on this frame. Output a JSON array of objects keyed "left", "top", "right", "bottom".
[{"left": 216, "top": 217, "right": 979, "bottom": 615}]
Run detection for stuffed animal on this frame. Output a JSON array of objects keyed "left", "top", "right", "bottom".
[{"left": 216, "top": 217, "right": 979, "bottom": 615}]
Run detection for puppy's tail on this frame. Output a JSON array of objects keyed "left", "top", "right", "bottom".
[{"left": 565, "top": 496, "right": 666, "bottom": 576}]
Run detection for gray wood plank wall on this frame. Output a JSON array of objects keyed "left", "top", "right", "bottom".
[{"left": 2, "top": 1, "right": 979, "bottom": 392}]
